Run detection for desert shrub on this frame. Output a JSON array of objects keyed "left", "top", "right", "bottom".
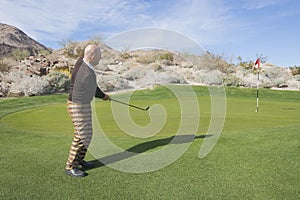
[
  {"left": 153, "top": 71, "right": 187, "bottom": 84},
  {"left": 223, "top": 74, "right": 244, "bottom": 86},
  {"left": 38, "top": 49, "right": 51, "bottom": 56},
  {"left": 150, "top": 63, "right": 163, "bottom": 72},
  {"left": 47, "top": 71, "right": 70, "bottom": 92},
  {"left": 53, "top": 68, "right": 71, "bottom": 78},
  {"left": 289, "top": 66, "right": 300, "bottom": 76},
  {"left": 198, "top": 52, "right": 231, "bottom": 72},
  {"left": 202, "top": 70, "right": 224, "bottom": 85},
  {"left": 239, "top": 61, "right": 254, "bottom": 70},
  {"left": 58, "top": 39, "right": 74, "bottom": 48},
  {"left": 97, "top": 74, "right": 130, "bottom": 92},
  {"left": 257, "top": 67, "right": 288, "bottom": 88},
  {"left": 88, "top": 34, "right": 103, "bottom": 45},
  {"left": 61, "top": 39, "right": 105, "bottom": 59},
  {"left": 124, "top": 66, "right": 148, "bottom": 80},
  {"left": 59, "top": 39, "right": 83, "bottom": 58},
  {"left": 6, "top": 71, "right": 50, "bottom": 97},
  {"left": 118, "top": 47, "right": 132, "bottom": 61},
  {"left": 158, "top": 52, "right": 174, "bottom": 61},
  {"left": 136, "top": 55, "right": 155, "bottom": 64},
  {"left": 120, "top": 52, "right": 132, "bottom": 60},
  {"left": 192, "top": 70, "right": 224, "bottom": 85},
  {"left": 157, "top": 52, "right": 174, "bottom": 66},
  {"left": 12, "top": 49, "right": 30, "bottom": 61},
  {"left": 63, "top": 41, "right": 84, "bottom": 59},
  {"left": 0, "top": 59, "right": 10, "bottom": 72}
]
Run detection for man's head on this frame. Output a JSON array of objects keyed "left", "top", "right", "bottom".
[{"left": 84, "top": 45, "right": 101, "bottom": 66}]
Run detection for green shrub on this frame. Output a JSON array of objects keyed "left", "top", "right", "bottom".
[
  {"left": 239, "top": 61, "right": 254, "bottom": 70},
  {"left": 59, "top": 39, "right": 84, "bottom": 58},
  {"left": 38, "top": 49, "right": 51, "bottom": 56},
  {"left": 158, "top": 52, "right": 174, "bottom": 61},
  {"left": 0, "top": 59, "right": 10, "bottom": 72},
  {"left": 61, "top": 39, "right": 104, "bottom": 59},
  {"left": 47, "top": 71, "right": 70, "bottom": 92},
  {"left": 12, "top": 49, "right": 30, "bottom": 61},
  {"left": 63, "top": 41, "right": 83, "bottom": 59},
  {"left": 120, "top": 52, "right": 132, "bottom": 60},
  {"left": 237, "top": 56, "right": 254, "bottom": 70}
]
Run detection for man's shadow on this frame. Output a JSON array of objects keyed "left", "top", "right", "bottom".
[{"left": 88, "top": 134, "right": 212, "bottom": 170}]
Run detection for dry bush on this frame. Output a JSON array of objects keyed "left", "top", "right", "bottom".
[
  {"left": 289, "top": 66, "right": 300, "bottom": 76},
  {"left": 136, "top": 55, "right": 156, "bottom": 64},
  {"left": 200, "top": 52, "right": 231, "bottom": 72},
  {"left": 120, "top": 52, "right": 132, "bottom": 61},
  {"left": 61, "top": 39, "right": 103, "bottom": 59}
]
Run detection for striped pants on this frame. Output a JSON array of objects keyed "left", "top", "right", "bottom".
[{"left": 66, "top": 100, "right": 92, "bottom": 170}]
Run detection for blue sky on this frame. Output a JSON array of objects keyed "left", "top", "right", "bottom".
[{"left": 1, "top": 0, "right": 299, "bottom": 67}]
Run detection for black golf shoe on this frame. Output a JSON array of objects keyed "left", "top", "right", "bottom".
[
  {"left": 79, "top": 160, "right": 95, "bottom": 170},
  {"left": 65, "top": 168, "right": 88, "bottom": 177}
]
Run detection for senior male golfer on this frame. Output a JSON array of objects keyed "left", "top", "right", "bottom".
[{"left": 66, "top": 44, "right": 110, "bottom": 177}]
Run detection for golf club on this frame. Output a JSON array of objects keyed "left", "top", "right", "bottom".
[{"left": 110, "top": 98, "right": 150, "bottom": 111}]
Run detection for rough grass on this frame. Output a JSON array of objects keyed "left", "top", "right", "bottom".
[{"left": 0, "top": 86, "right": 299, "bottom": 199}]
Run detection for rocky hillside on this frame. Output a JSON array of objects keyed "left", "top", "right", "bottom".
[
  {"left": 0, "top": 24, "right": 299, "bottom": 98},
  {"left": 0, "top": 23, "right": 50, "bottom": 57}
]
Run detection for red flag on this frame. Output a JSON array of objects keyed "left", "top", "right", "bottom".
[{"left": 254, "top": 58, "right": 260, "bottom": 69}]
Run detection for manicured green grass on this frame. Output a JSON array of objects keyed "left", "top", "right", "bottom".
[{"left": 0, "top": 86, "right": 299, "bottom": 199}]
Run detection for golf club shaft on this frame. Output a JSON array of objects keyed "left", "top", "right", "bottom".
[{"left": 110, "top": 98, "right": 149, "bottom": 111}]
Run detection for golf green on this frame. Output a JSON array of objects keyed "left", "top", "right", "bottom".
[{"left": 0, "top": 85, "right": 299, "bottom": 199}]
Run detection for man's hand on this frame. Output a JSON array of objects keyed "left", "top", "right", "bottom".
[{"left": 102, "top": 94, "right": 110, "bottom": 101}]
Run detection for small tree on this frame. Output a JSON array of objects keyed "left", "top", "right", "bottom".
[
  {"left": 256, "top": 53, "right": 267, "bottom": 64},
  {"left": 60, "top": 38, "right": 104, "bottom": 59},
  {"left": 62, "top": 41, "right": 84, "bottom": 59},
  {"left": 58, "top": 38, "right": 74, "bottom": 48},
  {"left": 88, "top": 34, "right": 103, "bottom": 45}
]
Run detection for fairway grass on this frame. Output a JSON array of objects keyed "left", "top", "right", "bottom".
[{"left": 0, "top": 86, "right": 299, "bottom": 199}]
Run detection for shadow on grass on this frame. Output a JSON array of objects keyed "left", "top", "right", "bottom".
[{"left": 88, "top": 134, "right": 211, "bottom": 170}]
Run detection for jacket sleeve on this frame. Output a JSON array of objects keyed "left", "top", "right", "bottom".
[{"left": 95, "top": 86, "right": 105, "bottom": 99}]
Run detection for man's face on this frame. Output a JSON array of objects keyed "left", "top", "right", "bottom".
[{"left": 91, "top": 49, "right": 101, "bottom": 66}]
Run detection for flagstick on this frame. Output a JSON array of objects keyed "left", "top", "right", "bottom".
[{"left": 256, "top": 70, "right": 260, "bottom": 112}]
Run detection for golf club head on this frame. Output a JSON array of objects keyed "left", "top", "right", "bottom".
[{"left": 145, "top": 106, "right": 150, "bottom": 111}]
